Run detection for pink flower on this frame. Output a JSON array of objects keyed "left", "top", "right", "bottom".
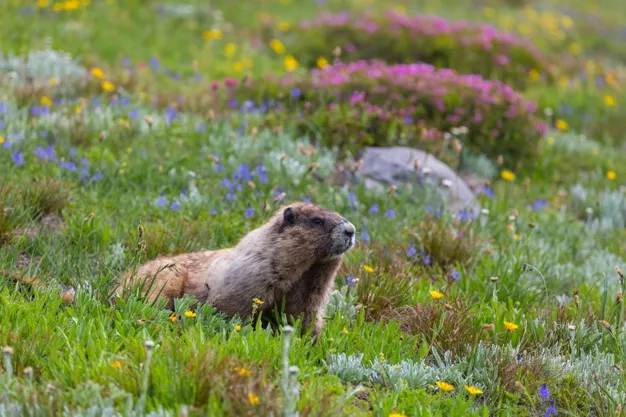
[{"left": 495, "top": 55, "right": 510, "bottom": 66}]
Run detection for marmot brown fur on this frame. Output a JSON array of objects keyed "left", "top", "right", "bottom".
[{"left": 117, "top": 202, "right": 356, "bottom": 337}]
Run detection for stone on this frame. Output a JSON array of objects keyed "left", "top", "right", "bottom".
[{"left": 355, "top": 146, "right": 481, "bottom": 216}]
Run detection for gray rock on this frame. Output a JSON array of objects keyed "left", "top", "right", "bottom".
[{"left": 355, "top": 146, "right": 481, "bottom": 216}]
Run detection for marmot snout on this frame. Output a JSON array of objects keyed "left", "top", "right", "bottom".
[{"left": 119, "top": 202, "right": 356, "bottom": 337}]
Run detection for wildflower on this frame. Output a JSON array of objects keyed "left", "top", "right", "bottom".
[
  {"left": 528, "top": 69, "right": 540, "bottom": 81},
  {"left": 236, "top": 366, "right": 252, "bottom": 377},
  {"left": 500, "top": 170, "right": 516, "bottom": 182},
  {"left": 40, "top": 96, "right": 52, "bottom": 107},
  {"left": 342, "top": 327, "right": 348, "bottom": 334},
  {"left": 224, "top": 43, "right": 237, "bottom": 59},
  {"left": 248, "top": 393, "right": 260, "bottom": 405},
  {"left": 604, "top": 95, "right": 616, "bottom": 107},
  {"left": 607, "top": 170, "right": 616, "bottom": 180},
  {"left": 538, "top": 383, "right": 550, "bottom": 399},
  {"left": 101, "top": 81, "right": 115, "bottom": 92},
  {"left": 316, "top": 57, "right": 329, "bottom": 69},
  {"left": 270, "top": 39, "right": 285, "bottom": 54},
  {"left": 235, "top": 325, "right": 241, "bottom": 332},
  {"left": 232, "top": 62, "right": 244, "bottom": 73},
  {"left": 202, "top": 29, "right": 223, "bottom": 40},
  {"left": 483, "top": 7, "right": 496, "bottom": 18},
  {"left": 284, "top": 55, "right": 299, "bottom": 72},
  {"left": 429, "top": 290, "right": 444, "bottom": 300},
  {"left": 0, "top": 136, "right": 4, "bottom": 145},
  {"left": 245, "top": 207, "right": 255, "bottom": 218},
  {"left": 12, "top": 151, "right": 24, "bottom": 166},
  {"left": 514, "top": 234, "right": 521, "bottom": 241},
  {"left": 110, "top": 360, "right": 122, "bottom": 369},
  {"left": 252, "top": 298, "right": 264, "bottom": 305},
  {"left": 436, "top": 381, "right": 455, "bottom": 392},
  {"left": 363, "top": 265, "right": 375, "bottom": 273},
  {"left": 406, "top": 244, "right": 416, "bottom": 258},
  {"left": 368, "top": 204, "right": 379, "bottom": 215},
  {"left": 504, "top": 321, "right": 519, "bottom": 331},
  {"left": 555, "top": 119, "right": 568, "bottom": 131},
  {"left": 346, "top": 274, "right": 359, "bottom": 287},
  {"left": 465, "top": 385, "right": 483, "bottom": 395},
  {"left": 278, "top": 21, "right": 291, "bottom": 31},
  {"left": 184, "top": 310, "right": 197, "bottom": 318},
  {"left": 386, "top": 209, "right": 396, "bottom": 218},
  {"left": 545, "top": 401, "right": 557, "bottom": 417},
  {"left": 91, "top": 67, "right": 105, "bottom": 79},
  {"left": 37, "top": 0, "right": 49, "bottom": 7}
]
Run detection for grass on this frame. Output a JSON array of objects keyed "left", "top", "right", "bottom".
[{"left": 0, "top": 0, "right": 625, "bottom": 416}]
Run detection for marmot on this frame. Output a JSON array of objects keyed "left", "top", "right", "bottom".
[{"left": 118, "top": 202, "right": 356, "bottom": 337}]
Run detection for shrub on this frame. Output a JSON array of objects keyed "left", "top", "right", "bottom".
[
  {"left": 292, "top": 10, "right": 553, "bottom": 89},
  {"left": 238, "top": 60, "right": 546, "bottom": 170}
]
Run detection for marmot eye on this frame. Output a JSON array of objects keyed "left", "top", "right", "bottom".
[{"left": 311, "top": 218, "right": 324, "bottom": 226}]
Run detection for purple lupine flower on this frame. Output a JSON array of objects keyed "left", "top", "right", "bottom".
[
  {"left": 481, "top": 186, "right": 495, "bottom": 199},
  {"left": 245, "top": 207, "right": 255, "bottom": 218},
  {"left": 361, "top": 230, "right": 370, "bottom": 245},
  {"left": 531, "top": 199, "right": 548, "bottom": 212},
  {"left": 368, "top": 204, "right": 379, "bottom": 215},
  {"left": 538, "top": 383, "right": 550, "bottom": 399},
  {"left": 346, "top": 274, "right": 359, "bottom": 287},
  {"left": 170, "top": 200, "right": 181, "bottom": 211},
  {"left": 90, "top": 172, "right": 104, "bottom": 182},
  {"left": 292, "top": 87, "right": 301, "bottom": 98},
  {"left": 256, "top": 164, "right": 268, "bottom": 184},
  {"left": 407, "top": 243, "right": 417, "bottom": 258},
  {"left": 451, "top": 270, "right": 460, "bottom": 280},
  {"left": 128, "top": 109, "right": 139, "bottom": 119},
  {"left": 12, "top": 151, "right": 24, "bottom": 166},
  {"left": 60, "top": 161, "right": 77, "bottom": 171},
  {"left": 155, "top": 195, "right": 168, "bottom": 207},
  {"left": 386, "top": 209, "right": 396, "bottom": 218},
  {"left": 545, "top": 401, "right": 557, "bottom": 417}
]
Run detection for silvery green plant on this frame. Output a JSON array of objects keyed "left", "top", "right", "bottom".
[
  {"left": 281, "top": 326, "right": 300, "bottom": 417},
  {"left": 325, "top": 284, "right": 359, "bottom": 321}
]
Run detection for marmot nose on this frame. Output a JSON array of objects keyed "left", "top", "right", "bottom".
[{"left": 342, "top": 221, "right": 356, "bottom": 238}]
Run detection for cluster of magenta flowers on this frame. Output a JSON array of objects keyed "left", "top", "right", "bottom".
[{"left": 297, "top": 10, "right": 550, "bottom": 85}]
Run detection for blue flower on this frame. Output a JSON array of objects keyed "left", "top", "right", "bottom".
[
  {"left": 407, "top": 243, "right": 417, "bottom": 258},
  {"left": 170, "top": 200, "right": 181, "bottom": 211},
  {"left": 368, "top": 204, "right": 379, "bottom": 215},
  {"left": 451, "top": 270, "right": 460, "bottom": 280},
  {"left": 60, "top": 161, "right": 77, "bottom": 171},
  {"left": 245, "top": 207, "right": 255, "bottom": 218},
  {"left": 150, "top": 57, "right": 159, "bottom": 71},
  {"left": 538, "top": 383, "right": 550, "bottom": 400},
  {"left": 155, "top": 195, "right": 168, "bottom": 207},
  {"left": 346, "top": 274, "right": 358, "bottom": 287},
  {"left": 361, "top": 230, "right": 370, "bottom": 245},
  {"left": 30, "top": 105, "right": 41, "bottom": 116},
  {"left": 386, "top": 209, "right": 396, "bottom": 218},
  {"left": 532, "top": 199, "right": 549, "bottom": 212},
  {"left": 292, "top": 87, "right": 301, "bottom": 98},
  {"left": 481, "top": 186, "right": 495, "bottom": 199},
  {"left": 90, "top": 172, "right": 104, "bottom": 182},
  {"left": 545, "top": 401, "right": 557, "bottom": 417},
  {"left": 128, "top": 109, "right": 139, "bottom": 119},
  {"left": 403, "top": 116, "right": 413, "bottom": 124},
  {"left": 256, "top": 164, "right": 268, "bottom": 184},
  {"left": 12, "top": 151, "right": 24, "bottom": 166}
]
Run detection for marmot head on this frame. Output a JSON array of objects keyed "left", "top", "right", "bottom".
[{"left": 275, "top": 202, "right": 356, "bottom": 260}]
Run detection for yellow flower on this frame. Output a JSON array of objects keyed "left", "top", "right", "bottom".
[
  {"left": 482, "top": 7, "right": 496, "bottom": 18},
  {"left": 202, "top": 29, "right": 223, "bottom": 40},
  {"left": 49, "top": 77, "right": 58, "bottom": 86},
  {"left": 224, "top": 43, "right": 237, "bottom": 59},
  {"left": 248, "top": 392, "right": 260, "bottom": 405},
  {"left": 284, "top": 55, "right": 299, "bottom": 72},
  {"left": 429, "top": 290, "right": 444, "bottom": 300},
  {"left": 0, "top": 136, "right": 4, "bottom": 145},
  {"left": 604, "top": 95, "right": 616, "bottom": 107},
  {"left": 74, "top": 106, "right": 82, "bottom": 114},
  {"left": 40, "top": 96, "right": 52, "bottom": 107},
  {"left": 233, "top": 62, "right": 244, "bottom": 73},
  {"left": 436, "top": 381, "right": 455, "bottom": 392},
  {"left": 555, "top": 119, "right": 568, "bottom": 131},
  {"left": 561, "top": 16, "right": 573, "bottom": 28},
  {"left": 36, "top": 0, "right": 49, "bottom": 7},
  {"left": 389, "top": 414, "right": 408, "bottom": 417},
  {"left": 605, "top": 72, "right": 617, "bottom": 86},
  {"left": 110, "top": 360, "right": 122, "bottom": 369},
  {"left": 91, "top": 67, "right": 105, "bottom": 79},
  {"left": 504, "top": 321, "right": 519, "bottom": 331},
  {"left": 513, "top": 234, "right": 521, "bottom": 241},
  {"left": 184, "top": 310, "right": 197, "bottom": 318},
  {"left": 607, "top": 170, "right": 616, "bottom": 180},
  {"left": 465, "top": 385, "right": 483, "bottom": 395},
  {"left": 278, "top": 21, "right": 291, "bottom": 31},
  {"left": 270, "top": 39, "right": 285, "bottom": 54},
  {"left": 363, "top": 265, "right": 375, "bottom": 273},
  {"left": 500, "top": 170, "right": 516, "bottom": 182},
  {"left": 236, "top": 366, "right": 252, "bottom": 376},
  {"left": 528, "top": 69, "right": 540, "bottom": 81},
  {"left": 101, "top": 81, "right": 115, "bottom": 92},
  {"left": 169, "top": 313, "right": 177, "bottom": 322},
  {"left": 568, "top": 43, "right": 582, "bottom": 55},
  {"left": 235, "top": 324, "right": 242, "bottom": 331},
  {"left": 253, "top": 298, "right": 264, "bottom": 305},
  {"left": 316, "top": 57, "right": 329, "bottom": 69},
  {"left": 342, "top": 327, "right": 348, "bottom": 334},
  {"left": 546, "top": 136, "right": 555, "bottom": 146}
]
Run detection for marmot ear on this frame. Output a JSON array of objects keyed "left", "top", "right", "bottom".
[{"left": 283, "top": 207, "right": 295, "bottom": 225}]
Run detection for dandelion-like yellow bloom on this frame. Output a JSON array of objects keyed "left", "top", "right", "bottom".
[
  {"left": 253, "top": 298, "right": 264, "bottom": 305},
  {"left": 233, "top": 62, "right": 244, "bottom": 73},
  {"left": 363, "top": 265, "right": 375, "bottom": 273},
  {"left": 235, "top": 325, "right": 242, "bottom": 331},
  {"left": 436, "top": 381, "right": 455, "bottom": 392},
  {"left": 37, "top": 0, "right": 49, "bottom": 7},
  {"left": 110, "top": 360, "right": 122, "bottom": 369},
  {"left": 40, "top": 96, "right": 52, "bottom": 107},
  {"left": 528, "top": 69, "right": 540, "bottom": 81},
  {"left": 270, "top": 39, "right": 285, "bottom": 54},
  {"left": 388, "top": 414, "right": 408, "bottom": 417},
  {"left": 278, "top": 21, "right": 291, "bottom": 31},
  {"left": 49, "top": 77, "right": 58, "bottom": 86},
  {"left": 429, "top": 290, "right": 444, "bottom": 300},
  {"left": 284, "top": 55, "right": 299, "bottom": 72},
  {"left": 546, "top": 136, "right": 555, "bottom": 146},
  {"left": 500, "top": 170, "right": 516, "bottom": 182},
  {"left": 248, "top": 393, "right": 260, "bottom": 405},
  {"left": 342, "top": 327, "right": 348, "bottom": 334},
  {"left": 101, "top": 81, "right": 115, "bottom": 92},
  {"left": 555, "top": 119, "right": 568, "bottom": 131},
  {"left": 202, "top": 29, "right": 223, "bottom": 40},
  {"left": 169, "top": 313, "right": 177, "bottom": 322},
  {"left": 184, "top": 310, "right": 197, "bottom": 318},
  {"left": 224, "top": 43, "right": 237, "bottom": 59},
  {"left": 513, "top": 234, "right": 521, "bottom": 241},
  {"left": 91, "top": 67, "right": 105, "bottom": 79},
  {"left": 316, "top": 57, "right": 329, "bottom": 69},
  {"left": 504, "top": 321, "right": 519, "bottom": 331},
  {"left": 561, "top": 16, "right": 573, "bottom": 28},
  {"left": 603, "top": 95, "right": 616, "bottom": 107},
  {"left": 465, "top": 385, "right": 483, "bottom": 395},
  {"left": 607, "top": 170, "right": 616, "bottom": 180},
  {"left": 0, "top": 137, "right": 5, "bottom": 145},
  {"left": 236, "top": 367, "right": 252, "bottom": 377}
]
